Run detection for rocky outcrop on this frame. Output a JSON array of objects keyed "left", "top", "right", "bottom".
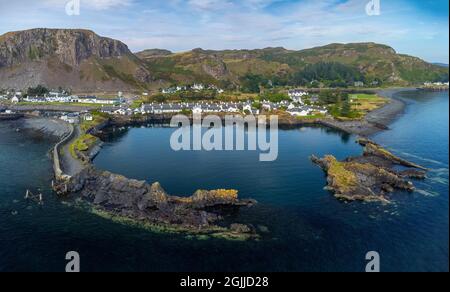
[
  {"left": 55, "top": 167, "right": 258, "bottom": 240},
  {"left": 0, "top": 28, "right": 130, "bottom": 68},
  {"left": 0, "top": 29, "right": 152, "bottom": 91},
  {"left": 311, "top": 139, "right": 427, "bottom": 203},
  {"left": 357, "top": 138, "right": 428, "bottom": 170}
]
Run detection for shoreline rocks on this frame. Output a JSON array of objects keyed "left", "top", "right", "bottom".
[
  {"left": 54, "top": 166, "right": 259, "bottom": 240},
  {"left": 311, "top": 139, "right": 427, "bottom": 203}
]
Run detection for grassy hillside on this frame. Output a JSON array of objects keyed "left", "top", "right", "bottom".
[{"left": 138, "top": 43, "right": 448, "bottom": 89}]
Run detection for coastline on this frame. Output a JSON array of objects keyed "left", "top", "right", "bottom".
[
  {"left": 1, "top": 87, "right": 417, "bottom": 240},
  {"left": 316, "top": 88, "right": 410, "bottom": 136}
]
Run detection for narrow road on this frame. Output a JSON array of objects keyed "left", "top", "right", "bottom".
[{"left": 60, "top": 125, "right": 84, "bottom": 176}]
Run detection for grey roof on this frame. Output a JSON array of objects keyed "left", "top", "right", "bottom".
[{"left": 100, "top": 106, "right": 120, "bottom": 112}]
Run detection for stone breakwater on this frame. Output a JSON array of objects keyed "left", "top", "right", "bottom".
[
  {"left": 54, "top": 166, "right": 259, "bottom": 240},
  {"left": 53, "top": 123, "right": 75, "bottom": 181},
  {"left": 311, "top": 138, "right": 427, "bottom": 203},
  {"left": 0, "top": 113, "right": 24, "bottom": 120}
]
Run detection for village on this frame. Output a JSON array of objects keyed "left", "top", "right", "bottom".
[{"left": 0, "top": 86, "right": 329, "bottom": 123}]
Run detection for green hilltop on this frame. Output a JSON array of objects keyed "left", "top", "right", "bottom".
[
  {"left": 137, "top": 42, "right": 448, "bottom": 90},
  {"left": 0, "top": 29, "right": 447, "bottom": 92}
]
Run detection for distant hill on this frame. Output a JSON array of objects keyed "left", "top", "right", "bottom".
[
  {"left": 137, "top": 43, "right": 449, "bottom": 89},
  {"left": 0, "top": 28, "right": 152, "bottom": 92},
  {"left": 135, "top": 49, "right": 173, "bottom": 60},
  {"left": 0, "top": 28, "right": 447, "bottom": 92},
  {"left": 433, "top": 63, "right": 449, "bottom": 68}
]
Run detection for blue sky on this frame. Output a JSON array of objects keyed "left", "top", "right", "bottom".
[{"left": 0, "top": 0, "right": 448, "bottom": 63}]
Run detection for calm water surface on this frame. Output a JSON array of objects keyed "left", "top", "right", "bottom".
[{"left": 0, "top": 90, "right": 448, "bottom": 272}]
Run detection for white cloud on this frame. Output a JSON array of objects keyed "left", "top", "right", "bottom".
[
  {"left": 84, "top": 0, "right": 133, "bottom": 10},
  {"left": 42, "top": 0, "right": 133, "bottom": 10},
  {"left": 0, "top": 0, "right": 448, "bottom": 62}
]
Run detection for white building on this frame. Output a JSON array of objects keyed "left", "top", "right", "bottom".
[
  {"left": 78, "top": 97, "right": 118, "bottom": 105},
  {"left": 113, "top": 108, "right": 127, "bottom": 115},
  {"left": 287, "top": 108, "right": 310, "bottom": 117},
  {"left": 192, "top": 106, "right": 202, "bottom": 114},
  {"left": 288, "top": 90, "right": 307, "bottom": 103},
  {"left": 242, "top": 104, "right": 252, "bottom": 113},
  {"left": 11, "top": 96, "right": 20, "bottom": 103},
  {"left": 192, "top": 84, "right": 205, "bottom": 91}
]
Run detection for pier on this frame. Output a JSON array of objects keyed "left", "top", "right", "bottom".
[{"left": 25, "top": 189, "right": 44, "bottom": 204}]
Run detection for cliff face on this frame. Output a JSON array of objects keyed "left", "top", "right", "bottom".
[
  {"left": 0, "top": 28, "right": 130, "bottom": 67},
  {"left": 0, "top": 29, "right": 152, "bottom": 92}
]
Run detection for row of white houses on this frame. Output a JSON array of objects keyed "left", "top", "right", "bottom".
[
  {"left": 99, "top": 100, "right": 327, "bottom": 117},
  {"left": 100, "top": 102, "right": 260, "bottom": 116},
  {"left": 161, "top": 84, "right": 225, "bottom": 94},
  {"left": 21, "top": 95, "right": 123, "bottom": 105},
  {"left": 288, "top": 90, "right": 308, "bottom": 103}
]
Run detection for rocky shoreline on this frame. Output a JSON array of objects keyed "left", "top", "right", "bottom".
[
  {"left": 2, "top": 88, "right": 417, "bottom": 239},
  {"left": 51, "top": 117, "right": 262, "bottom": 241},
  {"left": 311, "top": 138, "right": 427, "bottom": 203},
  {"left": 54, "top": 166, "right": 260, "bottom": 240}
]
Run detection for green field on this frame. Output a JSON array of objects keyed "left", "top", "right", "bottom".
[
  {"left": 18, "top": 102, "right": 107, "bottom": 107},
  {"left": 350, "top": 94, "right": 388, "bottom": 112}
]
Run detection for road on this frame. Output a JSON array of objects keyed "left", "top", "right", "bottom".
[{"left": 60, "top": 125, "right": 84, "bottom": 176}]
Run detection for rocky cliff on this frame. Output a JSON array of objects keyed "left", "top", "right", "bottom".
[{"left": 0, "top": 29, "right": 152, "bottom": 91}]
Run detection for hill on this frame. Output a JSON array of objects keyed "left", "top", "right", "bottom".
[
  {"left": 138, "top": 43, "right": 448, "bottom": 89},
  {"left": 0, "top": 28, "right": 152, "bottom": 92},
  {"left": 0, "top": 29, "right": 447, "bottom": 92}
]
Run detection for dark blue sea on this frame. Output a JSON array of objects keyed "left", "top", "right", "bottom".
[{"left": 0, "top": 90, "right": 448, "bottom": 272}]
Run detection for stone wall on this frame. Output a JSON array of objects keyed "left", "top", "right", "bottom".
[{"left": 53, "top": 123, "right": 75, "bottom": 180}]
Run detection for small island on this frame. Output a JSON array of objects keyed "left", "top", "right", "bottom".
[{"left": 311, "top": 138, "right": 427, "bottom": 203}]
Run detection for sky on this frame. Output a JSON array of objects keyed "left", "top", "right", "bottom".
[{"left": 0, "top": 0, "right": 448, "bottom": 63}]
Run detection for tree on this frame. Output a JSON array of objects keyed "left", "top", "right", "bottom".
[
  {"left": 340, "top": 99, "right": 352, "bottom": 117},
  {"left": 27, "top": 85, "right": 49, "bottom": 97},
  {"left": 153, "top": 94, "right": 167, "bottom": 103},
  {"left": 259, "top": 91, "right": 290, "bottom": 103},
  {"left": 240, "top": 74, "right": 269, "bottom": 93},
  {"left": 292, "top": 62, "right": 365, "bottom": 87},
  {"left": 252, "top": 101, "right": 262, "bottom": 110}
]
